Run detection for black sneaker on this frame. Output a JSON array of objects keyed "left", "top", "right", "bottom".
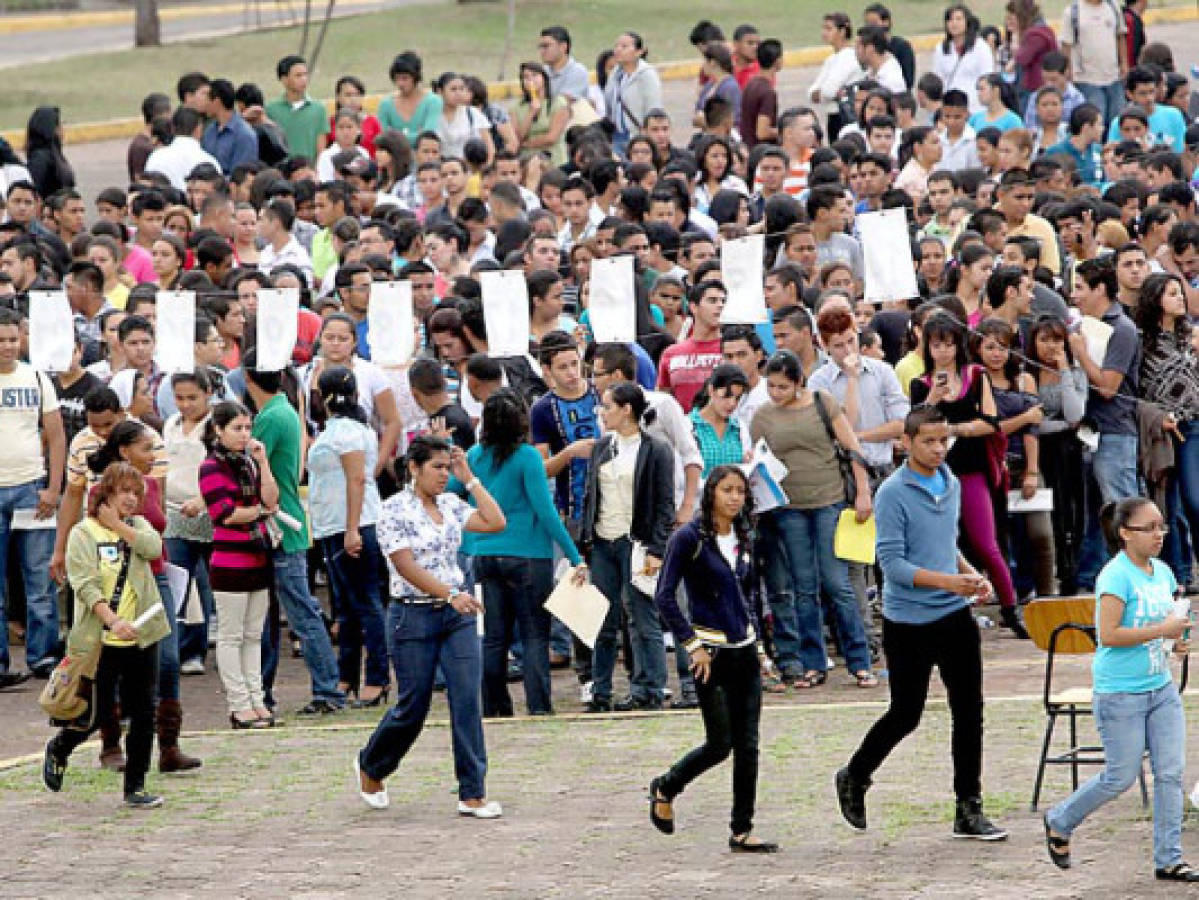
[
  {"left": 670, "top": 695, "right": 699, "bottom": 710},
  {"left": 584, "top": 699, "right": 612, "bottom": 713},
  {"left": 953, "top": 798, "right": 1008, "bottom": 840},
  {"left": 1156, "top": 863, "right": 1199, "bottom": 882},
  {"left": 0, "top": 669, "right": 30, "bottom": 690},
  {"left": 998, "top": 606, "right": 1030, "bottom": 640},
  {"left": 124, "top": 791, "right": 165, "bottom": 809},
  {"left": 41, "top": 740, "right": 65, "bottom": 793},
  {"left": 834, "top": 766, "right": 869, "bottom": 832},
  {"left": 296, "top": 699, "right": 344, "bottom": 716},
  {"left": 615, "top": 695, "right": 663, "bottom": 712}
]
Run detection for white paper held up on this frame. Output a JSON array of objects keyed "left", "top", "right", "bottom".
[
  {"left": 163, "top": 562, "right": 190, "bottom": 616},
  {"left": 720, "top": 234, "right": 767, "bottom": 324},
  {"left": 1006, "top": 488, "right": 1054, "bottom": 513},
  {"left": 1078, "top": 316, "right": 1113, "bottom": 367},
  {"left": 588, "top": 254, "right": 636, "bottom": 343},
  {"left": 857, "top": 209, "right": 919, "bottom": 304},
  {"left": 544, "top": 577, "right": 610, "bottom": 649},
  {"left": 368, "top": 281, "right": 416, "bottom": 366},
  {"left": 254, "top": 288, "right": 299, "bottom": 371},
  {"left": 28, "top": 291, "right": 74, "bottom": 373},
  {"left": 480, "top": 270, "right": 531, "bottom": 357},
  {"left": 155, "top": 290, "right": 196, "bottom": 374}
]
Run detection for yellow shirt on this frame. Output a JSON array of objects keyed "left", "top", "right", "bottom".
[
  {"left": 1008, "top": 213, "right": 1061, "bottom": 276},
  {"left": 106, "top": 283, "right": 130, "bottom": 310},
  {"left": 895, "top": 351, "right": 926, "bottom": 398},
  {"left": 89, "top": 521, "right": 139, "bottom": 647}
]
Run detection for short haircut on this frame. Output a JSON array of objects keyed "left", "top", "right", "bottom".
[
  {"left": 594, "top": 343, "right": 637, "bottom": 381},
  {"left": 407, "top": 357, "right": 447, "bottom": 395},
  {"left": 904, "top": 404, "right": 947, "bottom": 436},
  {"left": 118, "top": 314, "right": 153, "bottom": 343},
  {"left": 276, "top": 54, "right": 306, "bottom": 79}
]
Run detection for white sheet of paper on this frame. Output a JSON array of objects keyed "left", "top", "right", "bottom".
[
  {"left": 480, "top": 270, "right": 531, "bottom": 357},
  {"left": 369, "top": 280, "right": 416, "bottom": 366},
  {"left": 163, "top": 562, "right": 189, "bottom": 616},
  {"left": 544, "top": 578, "right": 610, "bottom": 650},
  {"left": 1006, "top": 488, "right": 1054, "bottom": 513},
  {"left": 28, "top": 291, "right": 74, "bottom": 373},
  {"left": 720, "top": 234, "right": 768, "bottom": 324},
  {"left": 11, "top": 508, "right": 56, "bottom": 530},
  {"left": 155, "top": 290, "right": 195, "bottom": 375},
  {"left": 741, "top": 438, "right": 789, "bottom": 513},
  {"left": 857, "top": 209, "right": 919, "bottom": 303},
  {"left": 131, "top": 602, "right": 164, "bottom": 629},
  {"left": 588, "top": 254, "right": 636, "bottom": 343},
  {"left": 1079, "top": 316, "right": 1113, "bottom": 367},
  {"left": 254, "top": 288, "right": 299, "bottom": 371}
]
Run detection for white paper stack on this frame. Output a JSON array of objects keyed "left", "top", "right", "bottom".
[
  {"left": 720, "top": 234, "right": 768, "bottom": 324},
  {"left": 28, "top": 291, "right": 74, "bottom": 372},
  {"left": 155, "top": 290, "right": 196, "bottom": 374},
  {"left": 368, "top": 281, "right": 416, "bottom": 366},
  {"left": 480, "top": 270, "right": 531, "bottom": 356},
  {"left": 858, "top": 208, "right": 919, "bottom": 304},
  {"left": 588, "top": 255, "right": 636, "bottom": 343},
  {"left": 254, "top": 288, "right": 299, "bottom": 371}
]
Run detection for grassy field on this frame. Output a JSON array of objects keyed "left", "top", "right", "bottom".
[{"left": 0, "top": 0, "right": 1093, "bottom": 131}]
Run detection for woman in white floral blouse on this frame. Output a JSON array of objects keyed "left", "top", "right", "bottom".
[{"left": 353, "top": 435, "right": 509, "bottom": 817}]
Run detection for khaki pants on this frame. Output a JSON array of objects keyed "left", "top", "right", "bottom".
[{"left": 214, "top": 589, "right": 269, "bottom": 713}]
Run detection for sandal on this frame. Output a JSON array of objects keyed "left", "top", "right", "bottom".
[
  {"left": 729, "top": 832, "right": 780, "bottom": 854},
  {"left": 1043, "top": 814, "right": 1070, "bottom": 870},
  {"left": 763, "top": 673, "right": 788, "bottom": 694},
  {"left": 793, "top": 670, "right": 827, "bottom": 689},
  {"left": 648, "top": 776, "right": 674, "bottom": 835},
  {"left": 853, "top": 671, "right": 879, "bottom": 688}
]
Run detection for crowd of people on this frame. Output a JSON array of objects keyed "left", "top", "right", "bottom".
[{"left": 2, "top": 3, "right": 1198, "bottom": 874}]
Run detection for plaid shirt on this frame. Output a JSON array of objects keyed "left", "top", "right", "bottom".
[{"left": 689, "top": 407, "right": 747, "bottom": 479}]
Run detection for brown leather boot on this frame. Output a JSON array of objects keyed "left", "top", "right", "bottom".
[
  {"left": 98, "top": 704, "right": 126, "bottom": 772},
  {"left": 157, "top": 699, "right": 202, "bottom": 773}
]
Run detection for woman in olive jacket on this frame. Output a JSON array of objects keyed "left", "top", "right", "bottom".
[{"left": 43, "top": 462, "right": 171, "bottom": 808}]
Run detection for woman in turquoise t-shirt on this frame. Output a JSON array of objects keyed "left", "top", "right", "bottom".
[
  {"left": 377, "top": 50, "right": 444, "bottom": 146},
  {"left": 967, "top": 73, "right": 1023, "bottom": 133},
  {"left": 1044, "top": 498, "right": 1198, "bottom": 882}
]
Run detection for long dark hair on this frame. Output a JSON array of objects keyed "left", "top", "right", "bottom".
[
  {"left": 1134, "top": 272, "right": 1190, "bottom": 343},
  {"left": 699, "top": 465, "right": 754, "bottom": 549},
  {"left": 1027, "top": 315, "right": 1073, "bottom": 382},
  {"left": 518, "top": 62, "right": 554, "bottom": 117},
  {"left": 1100, "top": 497, "right": 1157, "bottom": 555},
  {"left": 942, "top": 3, "right": 981, "bottom": 53},
  {"left": 921, "top": 312, "right": 970, "bottom": 374},
  {"left": 402, "top": 433, "right": 452, "bottom": 489},
  {"left": 480, "top": 387, "right": 528, "bottom": 466},
  {"left": 203, "top": 400, "right": 252, "bottom": 452},
  {"left": 87, "top": 419, "right": 150, "bottom": 476},
  {"left": 316, "top": 365, "right": 368, "bottom": 425},
  {"left": 972, "top": 317, "right": 1022, "bottom": 382}
]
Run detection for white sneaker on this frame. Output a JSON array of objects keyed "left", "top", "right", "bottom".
[
  {"left": 458, "top": 799, "right": 503, "bottom": 819},
  {"left": 579, "top": 681, "right": 594, "bottom": 704},
  {"left": 353, "top": 756, "right": 389, "bottom": 810},
  {"left": 180, "top": 659, "right": 205, "bottom": 676},
  {"left": 663, "top": 632, "right": 675, "bottom": 650}
]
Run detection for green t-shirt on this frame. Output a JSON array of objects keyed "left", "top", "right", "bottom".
[
  {"left": 264, "top": 95, "right": 327, "bottom": 160},
  {"left": 252, "top": 393, "right": 308, "bottom": 552}
]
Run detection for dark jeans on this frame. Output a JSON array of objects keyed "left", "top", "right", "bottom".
[
  {"left": 1040, "top": 431, "right": 1085, "bottom": 594},
  {"left": 658, "top": 644, "right": 762, "bottom": 835},
  {"left": 320, "top": 527, "right": 389, "bottom": 690},
  {"left": 53, "top": 643, "right": 158, "bottom": 795},
  {"left": 359, "top": 602, "right": 487, "bottom": 800},
  {"left": 590, "top": 536, "right": 667, "bottom": 703},
  {"left": 153, "top": 572, "right": 180, "bottom": 702},
  {"left": 166, "top": 538, "right": 213, "bottom": 664},
  {"left": 262, "top": 549, "right": 345, "bottom": 705},
  {"left": 848, "top": 606, "right": 983, "bottom": 801},
  {"left": 477, "top": 555, "right": 554, "bottom": 716}
]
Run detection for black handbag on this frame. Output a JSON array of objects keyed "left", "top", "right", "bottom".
[{"left": 812, "top": 392, "right": 877, "bottom": 505}]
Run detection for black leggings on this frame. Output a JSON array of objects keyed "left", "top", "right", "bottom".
[
  {"left": 658, "top": 644, "right": 762, "bottom": 835},
  {"left": 53, "top": 644, "right": 158, "bottom": 795},
  {"left": 848, "top": 606, "right": 984, "bottom": 801}
]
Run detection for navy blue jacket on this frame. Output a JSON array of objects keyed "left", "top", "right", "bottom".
[{"left": 655, "top": 519, "right": 761, "bottom": 653}]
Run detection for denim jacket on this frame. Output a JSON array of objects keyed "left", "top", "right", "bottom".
[{"left": 655, "top": 520, "right": 761, "bottom": 653}]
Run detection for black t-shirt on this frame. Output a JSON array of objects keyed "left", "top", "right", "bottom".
[
  {"left": 433, "top": 402, "right": 476, "bottom": 450},
  {"left": 54, "top": 371, "right": 103, "bottom": 448}
]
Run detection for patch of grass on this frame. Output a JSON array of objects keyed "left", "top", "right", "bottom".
[{"left": 0, "top": 0, "right": 1135, "bottom": 131}]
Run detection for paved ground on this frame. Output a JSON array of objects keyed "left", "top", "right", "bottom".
[{"left": 57, "top": 17, "right": 1199, "bottom": 205}]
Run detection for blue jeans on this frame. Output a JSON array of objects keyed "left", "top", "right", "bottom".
[
  {"left": 320, "top": 528, "right": 389, "bottom": 690},
  {"left": 770, "top": 504, "right": 872, "bottom": 674},
  {"left": 166, "top": 538, "right": 214, "bottom": 664},
  {"left": 261, "top": 549, "right": 345, "bottom": 705},
  {"left": 358, "top": 603, "right": 487, "bottom": 800},
  {"left": 153, "top": 572, "right": 180, "bottom": 702},
  {"left": 590, "top": 536, "right": 668, "bottom": 704},
  {"left": 1078, "top": 434, "right": 1139, "bottom": 588},
  {"left": 478, "top": 555, "right": 554, "bottom": 715},
  {"left": 0, "top": 480, "right": 58, "bottom": 673},
  {"left": 757, "top": 512, "right": 799, "bottom": 676},
  {"left": 1164, "top": 422, "right": 1199, "bottom": 586},
  {"left": 1077, "top": 80, "right": 1125, "bottom": 126},
  {"left": 1047, "top": 684, "right": 1185, "bottom": 870}
]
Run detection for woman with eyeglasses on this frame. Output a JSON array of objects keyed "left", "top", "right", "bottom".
[{"left": 1043, "top": 498, "right": 1197, "bottom": 882}]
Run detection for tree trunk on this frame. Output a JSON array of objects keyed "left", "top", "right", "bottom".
[{"left": 134, "top": 0, "right": 161, "bottom": 47}]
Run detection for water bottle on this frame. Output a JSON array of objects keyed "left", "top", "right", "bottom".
[{"left": 976, "top": 614, "right": 994, "bottom": 629}]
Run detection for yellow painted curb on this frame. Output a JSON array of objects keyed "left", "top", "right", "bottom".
[
  {"left": 4, "top": 4, "right": 1199, "bottom": 148},
  {"left": 0, "top": 0, "right": 383, "bottom": 34}
]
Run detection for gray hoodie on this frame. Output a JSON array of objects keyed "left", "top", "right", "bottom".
[{"left": 604, "top": 60, "right": 662, "bottom": 135}]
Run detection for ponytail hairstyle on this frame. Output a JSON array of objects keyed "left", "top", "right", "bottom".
[
  {"left": 699, "top": 464, "right": 755, "bottom": 551},
  {"left": 203, "top": 399, "right": 253, "bottom": 452},
  {"left": 1100, "top": 497, "right": 1158, "bottom": 555},
  {"left": 86, "top": 419, "right": 150, "bottom": 476},
  {"left": 316, "top": 364, "right": 368, "bottom": 426},
  {"left": 606, "top": 381, "right": 648, "bottom": 427}
]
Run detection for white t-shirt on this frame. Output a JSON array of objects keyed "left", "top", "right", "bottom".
[
  {"left": 0, "top": 364, "right": 57, "bottom": 487},
  {"left": 436, "top": 106, "right": 490, "bottom": 159},
  {"left": 316, "top": 144, "right": 369, "bottom": 183},
  {"left": 302, "top": 356, "right": 393, "bottom": 430},
  {"left": 1062, "top": 0, "right": 1126, "bottom": 85},
  {"left": 716, "top": 529, "right": 739, "bottom": 570}
]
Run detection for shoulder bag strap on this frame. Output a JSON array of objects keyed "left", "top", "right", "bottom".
[{"left": 106, "top": 541, "right": 134, "bottom": 614}]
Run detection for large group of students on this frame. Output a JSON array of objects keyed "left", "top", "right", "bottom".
[{"left": 4, "top": 2, "right": 1199, "bottom": 878}]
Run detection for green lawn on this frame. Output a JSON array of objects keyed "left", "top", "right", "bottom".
[{"left": 0, "top": 0, "right": 1086, "bottom": 131}]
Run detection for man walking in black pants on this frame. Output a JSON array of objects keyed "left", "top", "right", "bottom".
[{"left": 835, "top": 406, "right": 1007, "bottom": 840}]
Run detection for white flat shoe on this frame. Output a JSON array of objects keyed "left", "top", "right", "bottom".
[
  {"left": 458, "top": 800, "right": 503, "bottom": 819},
  {"left": 353, "top": 756, "right": 389, "bottom": 810}
]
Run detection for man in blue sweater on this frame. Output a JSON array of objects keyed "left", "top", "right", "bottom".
[{"left": 835, "top": 406, "right": 1007, "bottom": 841}]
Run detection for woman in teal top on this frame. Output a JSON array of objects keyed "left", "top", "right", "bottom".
[
  {"left": 1044, "top": 498, "right": 1198, "bottom": 882},
  {"left": 377, "top": 50, "right": 444, "bottom": 146},
  {"left": 967, "top": 73, "right": 1023, "bottom": 133},
  {"left": 455, "top": 388, "right": 584, "bottom": 717}
]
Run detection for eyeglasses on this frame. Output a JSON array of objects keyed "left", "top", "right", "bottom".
[{"left": 1124, "top": 523, "right": 1169, "bottom": 534}]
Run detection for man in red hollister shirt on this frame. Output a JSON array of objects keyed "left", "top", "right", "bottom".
[{"left": 656, "top": 280, "right": 726, "bottom": 411}]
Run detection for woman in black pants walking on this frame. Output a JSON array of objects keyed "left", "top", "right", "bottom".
[{"left": 649, "top": 465, "right": 778, "bottom": 853}]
